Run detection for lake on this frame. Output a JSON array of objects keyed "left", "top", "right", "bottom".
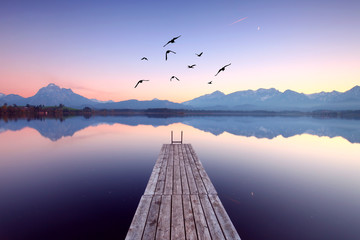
[{"left": 1, "top": 116, "right": 359, "bottom": 240}]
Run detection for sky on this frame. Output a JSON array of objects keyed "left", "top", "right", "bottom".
[{"left": 0, "top": 0, "right": 359, "bottom": 103}]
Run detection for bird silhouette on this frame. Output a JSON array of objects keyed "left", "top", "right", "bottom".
[
  {"left": 196, "top": 52, "right": 203, "bottom": 57},
  {"left": 165, "top": 50, "right": 176, "bottom": 61},
  {"left": 170, "top": 76, "right": 180, "bottom": 81},
  {"left": 215, "top": 63, "right": 231, "bottom": 76},
  {"left": 134, "top": 80, "right": 149, "bottom": 88},
  {"left": 208, "top": 81, "right": 212, "bottom": 84},
  {"left": 188, "top": 64, "right": 196, "bottom": 68},
  {"left": 141, "top": 57, "right": 148, "bottom": 61},
  {"left": 163, "top": 35, "right": 181, "bottom": 47}
]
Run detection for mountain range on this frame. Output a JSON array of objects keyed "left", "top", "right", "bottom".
[{"left": 1, "top": 83, "right": 360, "bottom": 111}]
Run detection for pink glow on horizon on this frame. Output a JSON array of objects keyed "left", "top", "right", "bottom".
[{"left": 0, "top": 49, "right": 359, "bottom": 103}]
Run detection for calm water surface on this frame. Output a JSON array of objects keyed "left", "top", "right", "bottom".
[{"left": 0, "top": 116, "right": 359, "bottom": 240}]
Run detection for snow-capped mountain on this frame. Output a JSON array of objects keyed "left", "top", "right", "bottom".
[
  {"left": 1, "top": 84, "right": 360, "bottom": 111},
  {"left": 0, "top": 83, "right": 184, "bottom": 109},
  {"left": 182, "top": 86, "right": 360, "bottom": 111},
  {"left": 307, "top": 90, "right": 341, "bottom": 102},
  {"left": 0, "top": 93, "right": 5, "bottom": 98},
  {"left": 27, "top": 83, "right": 94, "bottom": 107},
  {"left": 90, "top": 99, "right": 114, "bottom": 104},
  {"left": 182, "top": 90, "right": 226, "bottom": 108}
]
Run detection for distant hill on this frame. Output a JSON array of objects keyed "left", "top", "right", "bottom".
[
  {"left": 1, "top": 83, "right": 360, "bottom": 111},
  {"left": 0, "top": 83, "right": 184, "bottom": 109},
  {"left": 182, "top": 86, "right": 360, "bottom": 111},
  {"left": 27, "top": 83, "right": 94, "bottom": 107}
]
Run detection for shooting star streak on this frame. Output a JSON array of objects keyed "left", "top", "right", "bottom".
[{"left": 230, "top": 16, "right": 248, "bottom": 25}]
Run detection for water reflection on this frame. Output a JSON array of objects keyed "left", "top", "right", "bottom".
[
  {"left": 1, "top": 116, "right": 360, "bottom": 143},
  {"left": 0, "top": 117, "right": 359, "bottom": 240}
]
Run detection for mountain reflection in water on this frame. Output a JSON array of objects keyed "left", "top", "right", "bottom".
[{"left": 1, "top": 116, "right": 359, "bottom": 143}]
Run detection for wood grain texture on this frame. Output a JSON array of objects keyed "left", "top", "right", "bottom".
[
  {"left": 209, "top": 194, "right": 241, "bottom": 240},
  {"left": 183, "top": 194, "right": 198, "bottom": 240},
  {"left": 125, "top": 144, "right": 241, "bottom": 240},
  {"left": 188, "top": 144, "right": 218, "bottom": 195},
  {"left": 180, "top": 144, "right": 198, "bottom": 195},
  {"left": 156, "top": 195, "right": 171, "bottom": 240},
  {"left": 143, "top": 195, "right": 162, "bottom": 240},
  {"left": 179, "top": 144, "right": 190, "bottom": 195},
  {"left": 190, "top": 194, "right": 212, "bottom": 240},
  {"left": 171, "top": 195, "right": 185, "bottom": 240},
  {"left": 184, "top": 144, "right": 207, "bottom": 195},
  {"left": 164, "top": 144, "right": 174, "bottom": 195},
  {"left": 145, "top": 145, "right": 167, "bottom": 195},
  {"left": 125, "top": 195, "right": 153, "bottom": 240}
]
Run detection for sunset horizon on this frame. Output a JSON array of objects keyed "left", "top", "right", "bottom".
[
  {"left": 2, "top": 82, "right": 360, "bottom": 103},
  {"left": 1, "top": 1, "right": 359, "bottom": 103},
  {"left": 1, "top": 2, "right": 360, "bottom": 239}
]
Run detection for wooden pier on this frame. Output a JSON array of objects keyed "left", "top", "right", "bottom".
[{"left": 125, "top": 144, "right": 241, "bottom": 240}]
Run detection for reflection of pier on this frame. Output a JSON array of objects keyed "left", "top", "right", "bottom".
[{"left": 126, "top": 144, "right": 240, "bottom": 239}]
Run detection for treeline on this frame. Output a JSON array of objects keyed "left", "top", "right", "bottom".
[
  {"left": 1, "top": 104, "right": 360, "bottom": 120},
  {"left": 311, "top": 110, "right": 360, "bottom": 119},
  {"left": 0, "top": 104, "right": 150, "bottom": 120},
  {"left": 0, "top": 104, "right": 93, "bottom": 120}
]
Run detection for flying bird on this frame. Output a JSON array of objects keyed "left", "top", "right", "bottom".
[
  {"left": 208, "top": 81, "right": 212, "bottom": 84},
  {"left": 196, "top": 52, "right": 203, "bottom": 57},
  {"left": 134, "top": 79, "right": 149, "bottom": 88},
  {"left": 165, "top": 50, "right": 176, "bottom": 61},
  {"left": 170, "top": 76, "right": 180, "bottom": 81},
  {"left": 141, "top": 57, "right": 148, "bottom": 61},
  {"left": 188, "top": 64, "right": 196, "bottom": 68},
  {"left": 215, "top": 63, "right": 231, "bottom": 76},
  {"left": 163, "top": 35, "right": 181, "bottom": 47}
]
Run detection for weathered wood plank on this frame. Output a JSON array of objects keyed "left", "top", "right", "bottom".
[
  {"left": 164, "top": 144, "right": 174, "bottom": 195},
  {"left": 156, "top": 195, "right": 171, "bottom": 240},
  {"left": 125, "top": 195, "right": 153, "bottom": 240},
  {"left": 171, "top": 195, "right": 185, "bottom": 240},
  {"left": 180, "top": 144, "right": 198, "bottom": 194},
  {"left": 179, "top": 144, "right": 190, "bottom": 195},
  {"left": 183, "top": 195, "right": 198, "bottom": 240},
  {"left": 155, "top": 145, "right": 170, "bottom": 195},
  {"left": 144, "top": 145, "right": 167, "bottom": 195},
  {"left": 143, "top": 195, "right": 162, "bottom": 240},
  {"left": 127, "top": 144, "right": 241, "bottom": 240},
  {"left": 199, "top": 195, "right": 225, "bottom": 240},
  {"left": 190, "top": 194, "right": 212, "bottom": 240},
  {"left": 184, "top": 144, "right": 207, "bottom": 195},
  {"left": 187, "top": 144, "right": 217, "bottom": 195},
  {"left": 173, "top": 145, "right": 182, "bottom": 194},
  {"left": 209, "top": 194, "right": 241, "bottom": 240}
]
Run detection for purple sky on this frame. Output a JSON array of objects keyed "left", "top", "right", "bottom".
[{"left": 1, "top": 0, "right": 359, "bottom": 102}]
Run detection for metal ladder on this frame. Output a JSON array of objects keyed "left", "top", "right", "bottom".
[{"left": 171, "top": 131, "right": 183, "bottom": 144}]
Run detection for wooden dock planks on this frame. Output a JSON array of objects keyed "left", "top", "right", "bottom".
[{"left": 125, "top": 144, "right": 240, "bottom": 240}]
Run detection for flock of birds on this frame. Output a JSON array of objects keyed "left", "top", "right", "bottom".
[{"left": 134, "top": 35, "right": 231, "bottom": 88}]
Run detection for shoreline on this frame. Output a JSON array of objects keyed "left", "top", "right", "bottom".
[{"left": 1, "top": 105, "right": 360, "bottom": 120}]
